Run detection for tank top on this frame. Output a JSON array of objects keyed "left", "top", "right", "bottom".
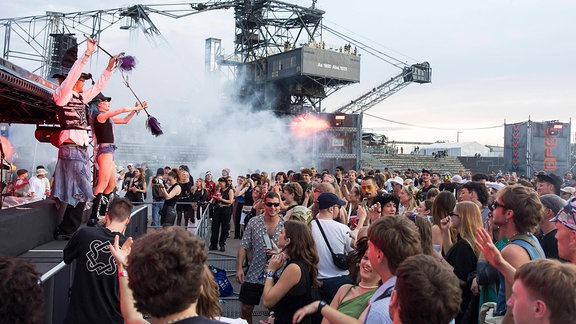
[
  {"left": 92, "top": 112, "right": 114, "bottom": 143},
  {"left": 164, "top": 184, "right": 181, "bottom": 208},
  {"left": 272, "top": 259, "right": 314, "bottom": 324},
  {"left": 494, "top": 233, "right": 544, "bottom": 315}
]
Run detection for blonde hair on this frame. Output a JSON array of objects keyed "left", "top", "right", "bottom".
[
  {"left": 454, "top": 201, "right": 484, "bottom": 256},
  {"left": 401, "top": 185, "right": 420, "bottom": 214}
]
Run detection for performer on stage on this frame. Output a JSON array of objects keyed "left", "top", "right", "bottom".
[
  {"left": 53, "top": 37, "right": 120, "bottom": 239},
  {"left": 88, "top": 93, "right": 146, "bottom": 223}
]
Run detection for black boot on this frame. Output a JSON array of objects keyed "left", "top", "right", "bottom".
[
  {"left": 88, "top": 193, "right": 103, "bottom": 227},
  {"left": 99, "top": 192, "right": 112, "bottom": 216}
]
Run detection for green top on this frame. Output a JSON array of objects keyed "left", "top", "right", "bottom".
[{"left": 336, "top": 286, "right": 377, "bottom": 319}]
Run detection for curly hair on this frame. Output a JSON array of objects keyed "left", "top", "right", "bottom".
[
  {"left": 127, "top": 227, "right": 207, "bottom": 318},
  {"left": 283, "top": 220, "right": 321, "bottom": 287},
  {"left": 498, "top": 184, "right": 543, "bottom": 233},
  {"left": 197, "top": 265, "right": 222, "bottom": 319},
  {"left": 372, "top": 194, "right": 400, "bottom": 215},
  {"left": 0, "top": 257, "right": 44, "bottom": 324},
  {"left": 395, "top": 254, "right": 461, "bottom": 324}
]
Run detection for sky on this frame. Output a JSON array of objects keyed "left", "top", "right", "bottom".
[{"left": 1, "top": 0, "right": 575, "bottom": 172}]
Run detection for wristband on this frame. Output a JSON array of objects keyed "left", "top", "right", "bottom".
[
  {"left": 118, "top": 270, "right": 128, "bottom": 278},
  {"left": 317, "top": 300, "right": 328, "bottom": 314},
  {"left": 265, "top": 270, "right": 275, "bottom": 279}
]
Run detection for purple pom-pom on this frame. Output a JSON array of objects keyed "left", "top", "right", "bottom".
[
  {"left": 119, "top": 55, "right": 137, "bottom": 72},
  {"left": 146, "top": 116, "right": 163, "bottom": 136}
]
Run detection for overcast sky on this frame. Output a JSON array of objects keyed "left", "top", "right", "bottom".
[{"left": 1, "top": 0, "right": 575, "bottom": 149}]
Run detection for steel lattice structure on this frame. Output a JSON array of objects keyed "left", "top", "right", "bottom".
[{"left": 0, "top": 1, "right": 323, "bottom": 76}]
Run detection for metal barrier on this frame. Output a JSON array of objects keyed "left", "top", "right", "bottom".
[
  {"left": 39, "top": 260, "right": 71, "bottom": 324},
  {"left": 146, "top": 204, "right": 211, "bottom": 246}
]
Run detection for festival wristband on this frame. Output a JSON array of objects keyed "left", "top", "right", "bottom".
[{"left": 118, "top": 270, "right": 128, "bottom": 278}]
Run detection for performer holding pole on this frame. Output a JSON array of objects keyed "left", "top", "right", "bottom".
[
  {"left": 88, "top": 94, "right": 146, "bottom": 224},
  {"left": 53, "top": 37, "right": 120, "bottom": 239}
]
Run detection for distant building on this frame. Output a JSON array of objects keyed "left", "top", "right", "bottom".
[{"left": 421, "top": 141, "right": 498, "bottom": 157}]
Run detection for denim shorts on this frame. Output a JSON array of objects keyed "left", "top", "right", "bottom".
[
  {"left": 95, "top": 143, "right": 117, "bottom": 159},
  {"left": 52, "top": 145, "right": 94, "bottom": 206}
]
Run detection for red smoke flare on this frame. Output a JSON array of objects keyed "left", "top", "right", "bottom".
[
  {"left": 0, "top": 135, "right": 14, "bottom": 159},
  {"left": 290, "top": 114, "right": 330, "bottom": 138}
]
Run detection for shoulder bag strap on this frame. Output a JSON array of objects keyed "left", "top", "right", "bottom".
[{"left": 315, "top": 218, "right": 336, "bottom": 256}]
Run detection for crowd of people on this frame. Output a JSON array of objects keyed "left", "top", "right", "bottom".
[
  {"left": 5, "top": 162, "right": 576, "bottom": 324},
  {"left": 5, "top": 37, "right": 576, "bottom": 324}
]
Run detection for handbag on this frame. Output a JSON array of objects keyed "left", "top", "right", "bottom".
[
  {"left": 209, "top": 265, "right": 234, "bottom": 297},
  {"left": 315, "top": 219, "right": 349, "bottom": 270}
]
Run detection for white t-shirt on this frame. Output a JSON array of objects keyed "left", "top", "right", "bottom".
[
  {"left": 311, "top": 218, "right": 354, "bottom": 279},
  {"left": 29, "top": 176, "right": 46, "bottom": 200}
]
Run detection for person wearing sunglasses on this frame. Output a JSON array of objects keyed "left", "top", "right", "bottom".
[
  {"left": 474, "top": 184, "right": 545, "bottom": 324},
  {"left": 236, "top": 191, "right": 284, "bottom": 324},
  {"left": 360, "top": 176, "right": 380, "bottom": 207},
  {"left": 439, "top": 201, "right": 484, "bottom": 324}
]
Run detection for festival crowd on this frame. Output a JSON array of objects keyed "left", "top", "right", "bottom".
[
  {"left": 3, "top": 163, "right": 576, "bottom": 324},
  {"left": 2, "top": 39, "right": 576, "bottom": 324}
]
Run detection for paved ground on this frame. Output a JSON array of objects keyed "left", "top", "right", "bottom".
[{"left": 205, "top": 225, "right": 270, "bottom": 322}]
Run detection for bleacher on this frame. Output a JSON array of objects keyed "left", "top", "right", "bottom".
[{"left": 362, "top": 151, "right": 467, "bottom": 175}]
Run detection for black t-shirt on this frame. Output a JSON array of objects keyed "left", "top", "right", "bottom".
[
  {"left": 540, "top": 229, "right": 559, "bottom": 260},
  {"left": 63, "top": 227, "right": 126, "bottom": 324}
]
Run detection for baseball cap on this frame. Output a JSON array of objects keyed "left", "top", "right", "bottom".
[
  {"left": 451, "top": 175, "right": 463, "bottom": 184},
  {"left": 540, "top": 194, "right": 566, "bottom": 215},
  {"left": 390, "top": 176, "right": 404, "bottom": 186},
  {"left": 536, "top": 172, "right": 563, "bottom": 194},
  {"left": 561, "top": 187, "right": 575, "bottom": 195},
  {"left": 317, "top": 192, "right": 346, "bottom": 210},
  {"left": 550, "top": 196, "right": 576, "bottom": 231}
]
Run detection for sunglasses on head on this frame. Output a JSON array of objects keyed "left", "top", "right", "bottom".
[{"left": 265, "top": 202, "right": 280, "bottom": 207}]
